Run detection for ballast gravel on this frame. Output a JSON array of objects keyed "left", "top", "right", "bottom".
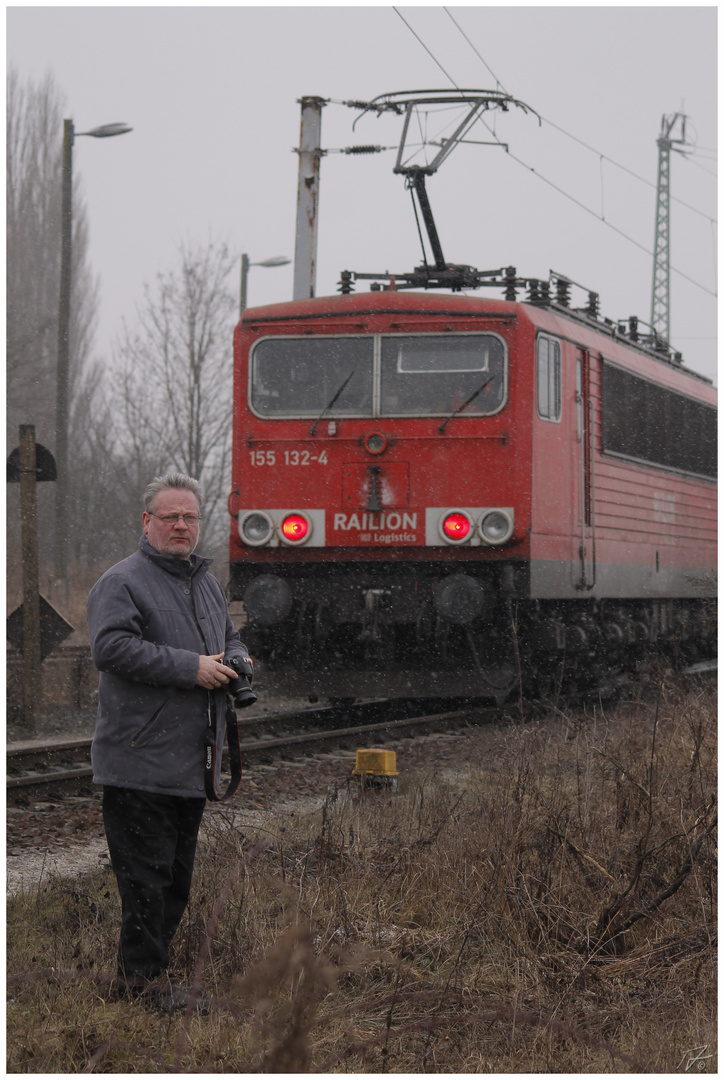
[{"left": 7, "top": 717, "right": 494, "bottom": 895}]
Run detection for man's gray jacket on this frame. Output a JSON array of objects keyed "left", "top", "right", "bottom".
[{"left": 87, "top": 536, "right": 250, "bottom": 798}]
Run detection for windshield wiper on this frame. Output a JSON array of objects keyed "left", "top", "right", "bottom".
[
  {"left": 309, "top": 371, "right": 355, "bottom": 435},
  {"left": 437, "top": 375, "right": 494, "bottom": 434}
]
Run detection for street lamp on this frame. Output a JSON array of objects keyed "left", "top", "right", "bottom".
[
  {"left": 54, "top": 119, "right": 132, "bottom": 597},
  {"left": 240, "top": 253, "right": 291, "bottom": 315}
]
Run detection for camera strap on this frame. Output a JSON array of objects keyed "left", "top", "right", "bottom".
[{"left": 204, "top": 696, "right": 242, "bottom": 802}]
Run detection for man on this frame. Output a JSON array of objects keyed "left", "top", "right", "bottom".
[{"left": 87, "top": 472, "right": 252, "bottom": 1011}]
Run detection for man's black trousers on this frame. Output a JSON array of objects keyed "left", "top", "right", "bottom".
[{"left": 102, "top": 786, "right": 206, "bottom": 979}]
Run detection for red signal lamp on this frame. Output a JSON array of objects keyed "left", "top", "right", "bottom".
[
  {"left": 280, "top": 513, "right": 310, "bottom": 544},
  {"left": 441, "top": 511, "right": 472, "bottom": 543}
]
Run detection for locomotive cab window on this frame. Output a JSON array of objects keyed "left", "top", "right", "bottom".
[
  {"left": 250, "top": 332, "right": 507, "bottom": 419},
  {"left": 250, "top": 336, "right": 374, "bottom": 417},
  {"left": 379, "top": 334, "right": 506, "bottom": 416},
  {"left": 537, "top": 335, "right": 561, "bottom": 422}
]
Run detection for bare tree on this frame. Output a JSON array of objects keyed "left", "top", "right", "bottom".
[
  {"left": 7, "top": 76, "right": 238, "bottom": 576},
  {"left": 6, "top": 67, "right": 98, "bottom": 455},
  {"left": 113, "top": 240, "right": 238, "bottom": 550},
  {"left": 7, "top": 66, "right": 101, "bottom": 597}
]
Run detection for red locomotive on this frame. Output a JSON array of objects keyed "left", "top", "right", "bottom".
[
  {"left": 228, "top": 92, "right": 716, "bottom": 702},
  {"left": 228, "top": 279, "right": 716, "bottom": 702}
]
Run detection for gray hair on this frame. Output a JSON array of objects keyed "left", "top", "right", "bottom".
[{"left": 143, "top": 472, "right": 204, "bottom": 514}]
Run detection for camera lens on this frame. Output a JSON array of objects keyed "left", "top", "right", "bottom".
[{"left": 224, "top": 656, "right": 257, "bottom": 709}]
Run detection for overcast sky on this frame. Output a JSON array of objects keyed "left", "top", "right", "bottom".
[{"left": 7, "top": 5, "right": 718, "bottom": 384}]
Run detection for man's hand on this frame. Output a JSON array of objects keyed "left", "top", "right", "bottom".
[{"left": 196, "top": 652, "right": 238, "bottom": 689}]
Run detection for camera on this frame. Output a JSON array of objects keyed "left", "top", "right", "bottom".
[{"left": 223, "top": 655, "right": 257, "bottom": 709}]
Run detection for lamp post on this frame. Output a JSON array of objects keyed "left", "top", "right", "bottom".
[
  {"left": 240, "top": 253, "right": 291, "bottom": 316},
  {"left": 54, "top": 120, "right": 132, "bottom": 597}
]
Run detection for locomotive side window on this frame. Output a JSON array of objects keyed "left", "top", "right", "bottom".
[
  {"left": 379, "top": 334, "right": 506, "bottom": 416},
  {"left": 250, "top": 337, "right": 374, "bottom": 417},
  {"left": 602, "top": 362, "right": 717, "bottom": 479},
  {"left": 536, "top": 335, "right": 561, "bottom": 422}
]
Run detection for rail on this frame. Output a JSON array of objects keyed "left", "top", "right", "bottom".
[{"left": 7, "top": 697, "right": 496, "bottom": 805}]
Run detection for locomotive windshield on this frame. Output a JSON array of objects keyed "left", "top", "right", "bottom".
[
  {"left": 249, "top": 332, "right": 506, "bottom": 417},
  {"left": 250, "top": 337, "right": 373, "bottom": 417},
  {"left": 380, "top": 335, "right": 505, "bottom": 416}
]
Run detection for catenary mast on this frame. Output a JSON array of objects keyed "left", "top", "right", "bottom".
[{"left": 650, "top": 112, "right": 692, "bottom": 342}]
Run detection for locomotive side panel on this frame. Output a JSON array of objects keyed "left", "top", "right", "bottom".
[
  {"left": 590, "top": 343, "right": 716, "bottom": 599},
  {"left": 523, "top": 305, "right": 717, "bottom": 602}
]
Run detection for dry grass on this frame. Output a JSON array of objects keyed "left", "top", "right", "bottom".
[{"left": 7, "top": 675, "right": 717, "bottom": 1073}]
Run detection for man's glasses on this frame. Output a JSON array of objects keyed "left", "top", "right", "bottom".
[{"left": 149, "top": 512, "right": 200, "bottom": 526}]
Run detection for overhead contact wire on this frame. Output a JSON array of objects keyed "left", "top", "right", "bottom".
[
  {"left": 393, "top": 7, "right": 462, "bottom": 91},
  {"left": 443, "top": 7, "right": 508, "bottom": 94},
  {"left": 445, "top": 7, "right": 716, "bottom": 226},
  {"left": 504, "top": 148, "right": 717, "bottom": 297},
  {"left": 395, "top": 7, "right": 717, "bottom": 298}
]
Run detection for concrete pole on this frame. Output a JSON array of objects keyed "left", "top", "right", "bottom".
[
  {"left": 240, "top": 252, "right": 250, "bottom": 315},
  {"left": 54, "top": 118, "right": 73, "bottom": 600},
  {"left": 293, "top": 97, "right": 325, "bottom": 301},
  {"left": 19, "top": 425, "right": 42, "bottom": 731}
]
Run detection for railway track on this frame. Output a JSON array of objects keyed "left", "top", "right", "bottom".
[
  {"left": 9, "top": 658, "right": 714, "bottom": 807},
  {"left": 7, "top": 697, "right": 497, "bottom": 806}
]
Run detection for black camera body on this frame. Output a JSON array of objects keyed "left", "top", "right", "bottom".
[{"left": 224, "top": 655, "right": 257, "bottom": 709}]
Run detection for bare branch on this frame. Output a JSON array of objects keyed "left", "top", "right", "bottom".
[{"left": 111, "top": 239, "right": 237, "bottom": 549}]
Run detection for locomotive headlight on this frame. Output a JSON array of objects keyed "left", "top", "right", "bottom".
[
  {"left": 239, "top": 510, "right": 274, "bottom": 546},
  {"left": 440, "top": 510, "right": 473, "bottom": 545},
  {"left": 479, "top": 509, "right": 514, "bottom": 545},
  {"left": 364, "top": 431, "right": 388, "bottom": 455},
  {"left": 280, "top": 512, "right": 312, "bottom": 545}
]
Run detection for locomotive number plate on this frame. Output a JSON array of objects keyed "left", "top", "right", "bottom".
[{"left": 249, "top": 449, "right": 329, "bottom": 466}]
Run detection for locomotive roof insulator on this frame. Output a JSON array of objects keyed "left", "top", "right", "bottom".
[
  {"left": 528, "top": 279, "right": 550, "bottom": 305},
  {"left": 338, "top": 270, "right": 354, "bottom": 295},
  {"left": 554, "top": 277, "right": 571, "bottom": 307},
  {"left": 527, "top": 279, "right": 542, "bottom": 305},
  {"left": 504, "top": 266, "right": 518, "bottom": 302}
]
